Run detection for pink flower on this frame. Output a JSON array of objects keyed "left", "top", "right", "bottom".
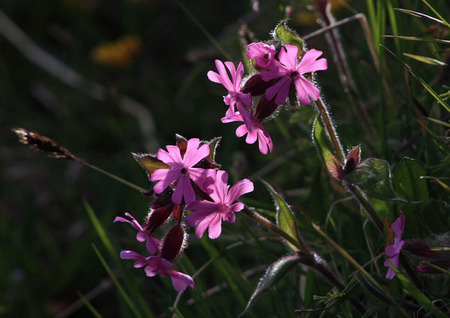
[
  {"left": 120, "top": 250, "right": 195, "bottom": 292},
  {"left": 222, "top": 110, "right": 273, "bottom": 154},
  {"left": 186, "top": 170, "right": 254, "bottom": 239},
  {"left": 114, "top": 212, "right": 160, "bottom": 254},
  {"left": 151, "top": 138, "right": 210, "bottom": 205},
  {"left": 207, "top": 60, "right": 252, "bottom": 118},
  {"left": 384, "top": 212, "right": 406, "bottom": 279},
  {"left": 261, "top": 45, "right": 327, "bottom": 105},
  {"left": 246, "top": 42, "right": 276, "bottom": 69}
]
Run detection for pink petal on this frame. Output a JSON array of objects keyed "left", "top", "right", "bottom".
[
  {"left": 227, "top": 178, "right": 254, "bottom": 203},
  {"left": 151, "top": 169, "right": 180, "bottom": 194},
  {"left": 173, "top": 175, "right": 195, "bottom": 204},
  {"left": 224, "top": 61, "right": 238, "bottom": 90},
  {"left": 235, "top": 62, "right": 245, "bottom": 89},
  {"left": 236, "top": 124, "right": 249, "bottom": 138},
  {"left": 212, "top": 170, "right": 229, "bottom": 203},
  {"left": 260, "top": 62, "right": 286, "bottom": 81},
  {"left": 230, "top": 202, "right": 244, "bottom": 214},
  {"left": 194, "top": 214, "right": 215, "bottom": 238},
  {"left": 188, "top": 167, "right": 213, "bottom": 192},
  {"left": 183, "top": 139, "right": 210, "bottom": 167},
  {"left": 208, "top": 213, "right": 224, "bottom": 239},
  {"left": 391, "top": 212, "right": 405, "bottom": 239},
  {"left": 278, "top": 45, "right": 299, "bottom": 70},
  {"left": 265, "top": 77, "right": 290, "bottom": 104},
  {"left": 214, "top": 60, "right": 233, "bottom": 91},
  {"left": 145, "top": 237, "right": 160, "bottom": 255},
  {"left": 258, "top": 128, "right": 273, "bottom": 154},
  {"left": 157, "top": 146, "right": 182, "bottom": 167},
  {"left": 167, "top": 270, "right": 195, "bottom": 291},
  {"left": 295, "top": 76, "right": 320, "bottom": 105},
  {"left": 298, "top": 49, "right": 328, "bottom": 74},
  {"left": 186, "top": 207, "right": 216, "bottom": 227},
  {"left": 120, "top": 250, "right": 142, "bottom": 260},
  {"left": 207, "top": 70, "right": 222, "bottom": 84}
]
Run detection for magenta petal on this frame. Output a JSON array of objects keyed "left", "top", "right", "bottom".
[
  {"left": 236, "top": 124, "right": 248, "bottom": 138},
  {"left": 278, "top": 45, "right": 299, "bottom": 70},
  {"left": 157, "top": 146, "right": 182, "bottom": 166},
  {"left": 295, "top": 77, "right": 319, "bottom": 104},
  {"left": 207, "top": 70, "right": 222, "bottom": 84},
  {"left": 183, "top": 139, "right": 209, "bottom": 167},
  {"left": 245, "top": 129, "right": 258, "bottom": 145},
  {"left": 224, "top": 61, "right": 237, "bottom": 88},
  {"left": 208, "top": 213, "right": 223, "bottom": 239},
  {"left": 186, "top": 208, "right": 214, "bottom": 227},
  {"left": 215, "top": 60, "right": 233, "bottom": 91},
  {"left": 168, "top": 270, "right": 195, "bottom": 291},
  {"left": 298, "top": 49, "right": 328, "bottom": 73},
  {"left": 151, "top": 169, "right": 180, "bottom": 194},
  {"left": 227, "top": 179, "right": 253, "bottom": 203},
  {"left": 175, "top": 175, "right": 196, "bottom": 204},
  {"left": 194, "top": 215, "right": 214, "bottom": 238},
  {"left": 120, "top": 250, "right": 142, "bottom": 260},
  {"left": 392, "top": 212, "right": 405, "bottom": 239}
]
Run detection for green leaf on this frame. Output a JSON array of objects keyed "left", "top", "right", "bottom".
[
  {"left": 206, "top": 136, "right": 221, "bottom": 163},
  {"left": 387, "top": 261, "right": 448, "bottom": 318},
  {"left": 346, "top": 158, "right": 403, "bottom": 202},
  {"left": 241, "top": 255, "right": 300, "bottom": 316},
  {"left": 313, "top": 117, "right": 339, "bottom": 179},
  {"left": 393, "top": 158, "right": 429, "bottom": 202},
  {"left": 262, "top": 180, "right": 302, "bottom": 252},
  {"left": 382, "top": 35, "right": 450, "bottom": 44},
  {"left": 394, "top": 8, "right": 446, "bottom": 25},
  {"left": 92, "top": 244, "right": 143, "bottom": 318},
  {"left": 403, "top": 53, "right": 447, "bottom": 66},
  {"left": 132, "top": 152, "right": 170, "bottom": 178},
  {"left": 273, "top": 21, "right": 305, "bottom": 55}
]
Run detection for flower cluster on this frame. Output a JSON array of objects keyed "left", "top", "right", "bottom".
[
  {"left": 208, "top": 42, "right": 327, "bottom": 154},
  {"left": 115, "top": 135, "right": 253, "bottom": 291}
]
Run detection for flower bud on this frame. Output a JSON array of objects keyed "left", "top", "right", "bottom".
[
  {"left": 145, "top": 190, "right": 177, "bottom": 233},
  {"left": 161, "top": 224, "right": 186, "bottom": 262},
  {"left": 242, "top": 74, "right": 276, "bottom": 96},
  {"left": 255, "top": 95, "right": 278, "bottom": 121},
  {"left": 416, "top": 260, "right": 450, "bottom": 274},
  {"left": 403, "top": 241, "right": 445, "bottom": 260}
]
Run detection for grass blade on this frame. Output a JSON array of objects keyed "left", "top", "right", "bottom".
[
  {"left": 77, "top": 292, "right": 104, "bottom": 318},
  {"left": 394, "top": 8, "right": 446, "bottom": 25},
  {"left": 383, "top": 45, "right": 450, "bottom": 112},
  {"left": 92, "top": 244, "right": 143, "bottom": 318}
]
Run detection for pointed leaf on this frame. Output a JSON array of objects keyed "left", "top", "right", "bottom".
[
  {"left": 394, "top": 8, "right": 446, "bottom": 25},
  {"left": 346, "top": 158, "right": 404, "bottom": 202},
  {"left": 241, "top": 255, "right": 300, "bottom": 315},
  {"left": 273, "top": 21, "right": 305, "bottom": 56},
  {"left": 262, "top": 180, "right": 302, "bottom": 252},
  {"left": 133, "top": 152, "right": 170, "bottom": 178},
  {"left": 313, "top": 117, "right": 340, "bottom": 179},
  {"left": 403, "top": 53, "right": 447, "bottom": 66}
]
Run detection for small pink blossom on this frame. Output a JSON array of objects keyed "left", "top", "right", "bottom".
[
  {"left": 384, "top": 212, "right": 406, "bottom": 279},
  {"left": 186, "top": 170, "right": 254, "bottom": 239},
  {"left": 151, "top": 138, "right": 210, "bottom": 205},
  {"left": 222, "top": 110, "right": 273, "bottom": 154},
  {"left": 114, "top": 212, "right": 160, "bottom": 254},
  {"left": 207, "top": 60, "right": 252, "bottom": 118},
  {"left": 246, "top": 42, "right": 276, "bottom": 69},
  {"left": 120, "top": 250, "right": 195, "bottom": 291},
  {"left": 261, "top": 45, "right": 327, "bottom": 105}
]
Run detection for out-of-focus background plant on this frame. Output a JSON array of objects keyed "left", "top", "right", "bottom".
[{"left": 1, "top": 0, "right": 449, "bottom": 317}]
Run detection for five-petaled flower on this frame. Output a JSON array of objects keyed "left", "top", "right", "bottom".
[
  {"left": 186, "top": 170, "right": 254, "bottom": 239},
  {"left": 120, "top": 250, "right": 195, "bottom": 292},
  {"left": 261, "top": 45, "right": 327, "bottom": 105},
  {"left": 384, "top": 211, "right": 406, "bottom": 279},
  {"left": 151, "top": 138, "right": 210, "bottom": 205}
]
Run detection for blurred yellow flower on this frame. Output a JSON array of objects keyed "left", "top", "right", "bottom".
[{"left": 91, "top": 35, "right": 142, "bottom": 68}]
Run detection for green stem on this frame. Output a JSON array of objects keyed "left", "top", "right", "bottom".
[
  {"left": 345, "top": 181, "right": 384, "bottom": 232},
  {"left": 76, "top": 158, "right": 147, "bottom": 193},
  {"left": 314, "top": 98, "right": 345, "bottom": 162}
]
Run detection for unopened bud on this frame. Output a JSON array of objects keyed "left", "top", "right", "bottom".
[
  {"left": 242, "top": 74, "right": 276, "bottom": 96},
  {"left": 161, "top": 224, "right": 186, "bottom": 262}
]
